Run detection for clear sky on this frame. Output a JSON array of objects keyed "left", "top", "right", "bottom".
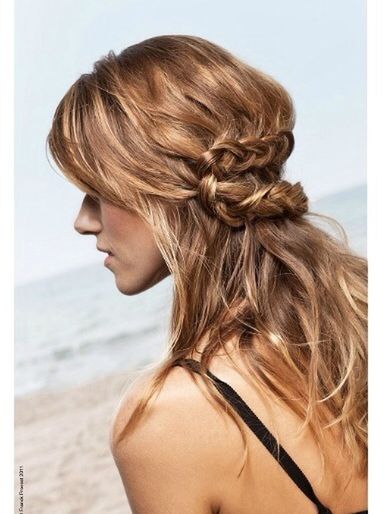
[{"left": 15, "top": 0, "right": 366, "bottom": 285}]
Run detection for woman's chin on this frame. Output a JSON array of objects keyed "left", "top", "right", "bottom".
[{"left": 113, "top": 275, "right": 143, "bottom": 296}]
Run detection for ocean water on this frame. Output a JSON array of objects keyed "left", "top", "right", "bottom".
[{"left": 15, "top": 183, "right": 367, "bottom": 397}]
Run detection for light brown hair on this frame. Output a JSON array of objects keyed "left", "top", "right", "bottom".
[{"left": 46, "top": 35, "right": 367, "bottom": 481}]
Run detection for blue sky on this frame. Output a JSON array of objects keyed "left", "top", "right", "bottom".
[{"left": 15, "top": 0, "right": 366, "bottom": 285}]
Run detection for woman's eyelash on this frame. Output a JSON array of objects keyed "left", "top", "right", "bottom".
[{"left": 87, "top": 193, "right": 99, "bottom": 202}]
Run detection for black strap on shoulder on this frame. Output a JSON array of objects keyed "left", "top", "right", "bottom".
[{"left": 174, "top": 358, "right": 334, "bottom": 514}]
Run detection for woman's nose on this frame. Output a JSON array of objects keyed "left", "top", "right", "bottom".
[{"left": 73, "top": 196, "right": 102, "bottom": 235}]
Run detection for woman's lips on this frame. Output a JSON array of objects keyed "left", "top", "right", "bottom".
[
  {"left": 104, "top": 254, "right": 114, "bottom": 266},
  {"left": 97, "top": 246, "right": 114, "bottom": 265}
]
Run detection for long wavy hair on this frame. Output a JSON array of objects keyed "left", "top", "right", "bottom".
[{"left": 46, "top": 35, "right": 367, "bottom": 482}]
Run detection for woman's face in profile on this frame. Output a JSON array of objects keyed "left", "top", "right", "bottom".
[{"left": 73, "top": 194, "right": 170, "bottom": 295}]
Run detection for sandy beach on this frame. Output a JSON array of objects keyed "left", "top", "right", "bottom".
[{"left": 15, "top": 371, "right": 136, "bottom": 514}]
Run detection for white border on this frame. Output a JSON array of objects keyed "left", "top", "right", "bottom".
[
  {"left": 367, "top": 0, "right": 383, "bottom": 511},
  {"left": 0, "top": 0, "right": 14, "bottom": 512}
]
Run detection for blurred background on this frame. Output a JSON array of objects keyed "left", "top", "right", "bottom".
[{"left": 15, "top": 0, "right": 366, "bottom": 513}]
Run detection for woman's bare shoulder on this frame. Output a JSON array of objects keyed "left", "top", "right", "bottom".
[
  {"left": 109, "top": 364, "right": 241, "bottom": 513},
  {"left": 110, "top": 363, "right": 241, "bottom": 454}
]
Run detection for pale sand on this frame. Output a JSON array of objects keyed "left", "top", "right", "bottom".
[{"left": 15, "top": 371, "right": 137, "bottom": 514}]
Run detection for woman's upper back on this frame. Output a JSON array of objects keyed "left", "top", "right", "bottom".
[
  {"left": 110, "top": 349, "right": 367, "bottom": 514},
  {"left": 174, "top": 350, "right": 367, "bottom": 514}
]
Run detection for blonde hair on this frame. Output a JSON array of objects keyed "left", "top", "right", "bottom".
[{"left": 47, "top": 35, "right": 367, "bottom": 481}]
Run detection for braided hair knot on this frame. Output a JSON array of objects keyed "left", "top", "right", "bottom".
[{"left": 195, "top": 131, "right": 308, "bottom": 228}]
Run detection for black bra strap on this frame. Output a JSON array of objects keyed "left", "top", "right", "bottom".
[{"left": 174, "top": 358, "right": 333, "bottom": 514}]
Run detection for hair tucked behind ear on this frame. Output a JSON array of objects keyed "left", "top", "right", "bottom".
[{"left": 46, "top": 35, "right": 367, "bottom": 481}]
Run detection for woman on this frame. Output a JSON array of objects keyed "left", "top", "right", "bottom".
[{"left": 47, "top": 35, "right": 367, "bottom": 514}]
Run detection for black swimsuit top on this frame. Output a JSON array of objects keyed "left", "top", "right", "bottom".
[{"left": 173, "top": 358, "right": 367, "bottom": 514}]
